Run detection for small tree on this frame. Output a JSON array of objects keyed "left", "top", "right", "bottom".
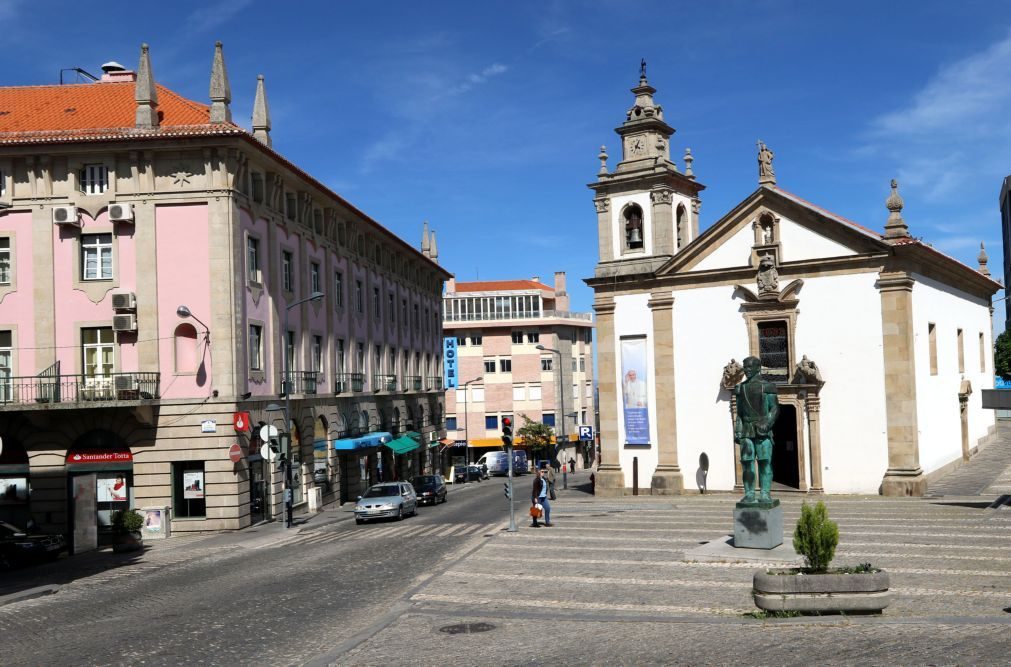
[
  {"left": 111, "top": 509, "right": 144, "bottom": 534},
  {"left": 517, "top": 414, "right": 554, "bottom": 463},
  {"left": 792, "top": 501, "right": 838, "bottom": 573},
  {"left": 995, "top": 330, "right": 1011, "bottom": 380}
]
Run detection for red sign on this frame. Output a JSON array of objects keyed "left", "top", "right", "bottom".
[
  {"left": 65, "top": 449, "right": 133, "bottom": 465},
  {"left": 233, "top": 412, "right": 251, "bottom": 433},
  {"left": 228, "top": 443, "right": 243, "bottom": 463}
]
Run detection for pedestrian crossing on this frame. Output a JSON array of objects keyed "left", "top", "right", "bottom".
[{"left": 281, "top": 520, "right": 502, "bottom": 548}]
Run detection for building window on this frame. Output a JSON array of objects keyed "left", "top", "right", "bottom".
[
  {"left": 310, "top": 262, "right": 320, "bottom": 294},
  {"left": 388, "top": 293, "right": 395, "bottom": 322},
  {"left": 446, "top": 416, "right": 457, "bottom": 431},
  {"left": 0, "top": 330, "right": 12, "bottom": 401},
  {"left": 172, "top": 461, "right": 206, "bottom": 518},
  {"left": 456, "top": 336, "right": 467, "bottom": 346},
  {"left": 334, "top": 272, "right": 344, "bottom": 308},
  {"left": 81, "top": 233, "right": 113, "bottom": 280},
  {"left": 0, "top": 237, "right": 10, "bottom": 285},
  {"left": 499, "top": 359, "right": 512, "bottom": 373},
  {"left": 541, "top": 357, "right": 553, "bottom": 371},
  {"left": 373, "top": 287, "right": 381, "bottom": 318},
  {"left": 572, "top": 383, "right": 579, "bottom": 399},
  {"left": 246, "top": 237, "right": 260, "bottom": 283},
  {"left": 471, "top": 335, "right": 482, "bottom": 345},
  {"left": 413, "top": 304, "right": 419, "bottom": 332},
  {"left": 286, "top": 331, "right": 297, "bottom": 373},
  {"left": 472, "top": 387, "right": 485, "bottom": 402},
  {"left": 374, "top": 345, "right": 382, "bottom": 375},
  {"left": 80, "top": 164, "right": 109, "bottom": 195},
  {"left": 757, "top": 320, "right": 789, "bottom": 383},
  {"left": 355, "top": 280, "right": 364, "bottom": 313},
  {"left": 572, "top": 358, "right": 577, "bottom": 372},
  {"left": 529, "top": 385, "right": 542, "bottom": 401},
  {"left": 281, "top": 250, "right": 294, "bottom": 292},
  {"left": 980, "top": 332, "right": 986, "bottom": 372},
  {"left": 424, "top": 307, "right": 429, "bottom": 334},
  {"left": 336, "top": 338, "right": 346, "bottom": 373},
  {"left": 527, "top": 332, "right": 539, "bottom": 344},
  {"left": 484, "top": 359, "right": 496, "bottom": 373},
  {"left": 579, "top": 357, "right": 585, "bottom": 372},
  {"left": 485, "top": 415, "right": 498, "bottom": 430},
  {"left": 249, "top": 324, "right": 263, "bottom": 370},
  {"left": 0, "top": 169, "right": 5, "bottom": 197},
  {"left": 312, "top": 335, "right": 323, "bottom": 373},
  {"left": 957, "top": 328, "right": 964, "bottom": 373},
  {"left": 513, "top": 385, "right": 525, "bottom": 401},
  {"left": 542, "top": 413, "right": 555, "bottom": 427},
  {"left": 402, "top": 299, "right": 408, "bottom": 327},
  {"left": 928, "top": 322, "right": 937, "bottom": 375},
  {"left": 173, "top": 323, "right": 199, "bottom": 373},
  {"left": 82, "top": 327, "right": 114, "bottom": 381},
  {"left": 356, "top": 342, "right": 365, "bottom": 374},
  {"left": 511, "top": 331, "right": 524, "bottom": 344}
]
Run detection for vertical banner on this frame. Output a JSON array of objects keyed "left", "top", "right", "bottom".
[
  {"left": 620, "top": 337, "right": 650, "bottom": 445},
  {"left": 443, "top": 337, "right": 458, "bottom": 389}
]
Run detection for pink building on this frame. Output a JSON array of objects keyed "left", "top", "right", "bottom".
[
  {"left": 443, "top": 273, "right": 595, "bottom": 468},
  {"left": 0, "top": 44, "right": 449, "bottom": 548}
]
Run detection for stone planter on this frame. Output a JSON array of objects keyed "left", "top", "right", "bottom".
[
  {"left": 753, "top": 569, "right": 891, "bottom": 614},
  {"left": 112, "top": 530, "right": 144, "bottom": 553}
]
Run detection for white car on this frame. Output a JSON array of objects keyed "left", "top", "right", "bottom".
[{"left": 354, "top": 482, "right": 418, "bottom": 524}]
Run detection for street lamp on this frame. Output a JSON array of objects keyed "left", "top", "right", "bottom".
[
  {"left": 461, "top": 377, "right": 482, "bottom": 466},
  {"left": 273, "top": 291, "right": 324, "bottom": 528},
  {"left": 176, "top": 305, "right": 211, "bottom": 344},
  {"left": 536, "top": 344, "right": 566, "bottom": 487}
]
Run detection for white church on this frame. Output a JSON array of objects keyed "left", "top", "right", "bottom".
[{"left": 587, "top": 69, "right": 1000, "bottom": 497}]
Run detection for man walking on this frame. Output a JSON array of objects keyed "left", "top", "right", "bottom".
[{"left": 530, "top": 468, "right": 552, "bottom": 527}]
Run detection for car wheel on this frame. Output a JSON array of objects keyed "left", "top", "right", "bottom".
[{"left": 355, "top": 518, "right": 364, "bottom": 525}]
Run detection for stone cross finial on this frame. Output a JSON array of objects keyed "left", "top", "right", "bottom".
[
  {"left": 884, "top": 179, "right": 910, "bottom": 238},
  {"left": 251, "top": 74, "right": 271, "bottom": 146},
  {"left": 978, "top": 242, "right": 991, "bottom": 277},
  {"left": 757, "top": 140, "right": 775, "bottom": 185},
  {"left": 639, "top": 58, "right": 647, "bottom": 81},
  {"left": 421, "top": 220, "right": 431, "bottom": 255},
  {"left": 684, "top": 147, "right": 694, "bottom": 180},
  {"left": 209, "top": 41, "right": 232, "bottom": 124},
  {"left": 598, "top": 145, "right": 608, "bottom": 176},
  {"left": 134, "top": 43, "right": 159, "bottom": 129}
]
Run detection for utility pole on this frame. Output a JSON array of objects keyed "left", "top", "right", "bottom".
[{"left": 502, "top": 417, "right": 517, "bottom": 532}]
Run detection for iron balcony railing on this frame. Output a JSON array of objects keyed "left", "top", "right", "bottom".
[
  {"left": 426, "top": 376, "right": 443, "bottom": 391},
  {"left": 405, "top": 375, "right": 423, "bottom": 391},
  {"left": 373, "top": 374, "right": 397, "bottom": 392},
  {"left": 442, "top": 309, "right": 593, "bottom": 323},
  {"left": 0, "top": 372, "right": 161, "bottom": 406},
  {"left": 280, "top": 371, "right": 319, "bottom": 396},
  {"left": 334, "top": 372, "right": 365, "bottom": 394}
]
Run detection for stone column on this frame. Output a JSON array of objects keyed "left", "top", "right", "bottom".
[
  {"left": 877, "top": 272, "right": 927, "bottom": 496},
  {"left": 959, "top": 381, "right": 971, "bottom": 461},
  {"left": 648, "top": 292, "right": 683, "bottom": 494},
  {"left": 806, "top": 395, "right": 824, "bottom": 492},
  {"left": 593, "top": 295, "right": 624, "bottom": 496}
]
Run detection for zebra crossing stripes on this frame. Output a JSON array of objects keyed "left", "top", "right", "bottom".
[{"left": 289, "top": 521, "right": 500, "bottom": 547}]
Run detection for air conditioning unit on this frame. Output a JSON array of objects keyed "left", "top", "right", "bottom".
[
  {"left": 112, "top": 314, "right": 137, "bottom": 332},
  {"left": 111, "top": 292, "right": 137, "bottom": 311},
  {"left": 114, "top": 375, "right": 138, "bottom": 391},
  {"left": 109, "top": 202, "right": 134, "bottom": 222},
  {"left": 53, "top": 206, "right": 80, "bottom": 226}
]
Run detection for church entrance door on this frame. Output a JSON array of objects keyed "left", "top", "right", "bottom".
[{"left": 771, "top": 404, "right": 800, "bottom": 489}]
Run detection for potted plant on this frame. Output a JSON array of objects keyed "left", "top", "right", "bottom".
[
  {"left": 111, "top": 509, "right": 145, "bottom": 553},
  {"left": 752, "top": 501, "right": 891, "bottom": 614}
]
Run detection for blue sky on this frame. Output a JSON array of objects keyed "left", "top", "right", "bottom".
[{"left": 4, "top": 1, "right": 1010, "bottom": 326}]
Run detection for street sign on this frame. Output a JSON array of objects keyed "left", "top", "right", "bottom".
[
  {"left": 259, "top": 424, "right": 279, "bottom": 443},
  {"left": 578, "top": 425, "right": 594, "bottom": 441},
  {"left": 233, "top": 411, "right": 251, "bottom": 433},
  {"left": 228, "top": 443, "right": 243, "bottom": 463},
  {"left": 262, "top": 442, "right": 277, "bottom": 461}
]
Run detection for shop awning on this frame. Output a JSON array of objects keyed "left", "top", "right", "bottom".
[
  {"left": 332, "top": 432, "right": 393, "bottom": 451},
  {"left": 385, "top": 435, "right": 420, "bottom": 455}
]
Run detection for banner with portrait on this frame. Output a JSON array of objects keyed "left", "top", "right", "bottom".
[{"left": 620, "top": 337, "right": 650, "bottom": 445}]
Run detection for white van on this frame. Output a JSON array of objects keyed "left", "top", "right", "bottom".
[{"left": 477, "top": 451, "right": 528, "bottom": 476}]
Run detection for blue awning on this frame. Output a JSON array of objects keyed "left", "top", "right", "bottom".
[{"left": 332, "top": 432, "right": 393, "bottom": 451}]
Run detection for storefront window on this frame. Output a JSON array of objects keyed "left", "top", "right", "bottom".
[{"left": 173, "top": 461, "right": 206, "bottom": 518}]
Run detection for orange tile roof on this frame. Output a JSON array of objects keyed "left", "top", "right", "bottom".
[
  {"left": 0, "top": 82, "right": 241, "bottom": 143},
  {"left": 453, "top": 280, "right": 553, "bottom": 293}
]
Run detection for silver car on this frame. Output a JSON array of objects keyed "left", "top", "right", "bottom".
[{"left": 354, "top": 482, "right": 418, "bottom": 524}]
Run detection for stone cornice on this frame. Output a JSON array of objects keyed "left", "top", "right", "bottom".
[
  {"left": 647, "top": 292, "right": 674, "bottom": 311},
  {"left": 876, "top": 271, "right": 915, "bottom": 293}
]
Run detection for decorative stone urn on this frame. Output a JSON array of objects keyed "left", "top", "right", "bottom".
[{"left": 753, "top": 569, "right": 892, "bottom": 614}]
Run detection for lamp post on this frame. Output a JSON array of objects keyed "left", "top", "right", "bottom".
[
  {"left": 272, "top": 291, "right": 324, "bottom": 528},
  {"left": 461, "top": 377, "right": 482, "bottom": 467},
  {"left": 536, "top": 344, "right": 566, "bottom": 487}
]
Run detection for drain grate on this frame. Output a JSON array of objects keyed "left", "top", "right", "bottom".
[{"left": 439, "top": 622, "right": 496, "bottom": 635}]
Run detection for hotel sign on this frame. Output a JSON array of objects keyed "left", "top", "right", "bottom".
[{"left": 443, "top": 337, "right": 458, "bottom": 389}]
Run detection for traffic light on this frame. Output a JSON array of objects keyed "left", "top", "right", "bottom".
[
  {"left": 503, "top": 482, "right": 512, "bottom": 500},
  {"left": 501, "top": 416, "right": 513, "bottom": 449}
]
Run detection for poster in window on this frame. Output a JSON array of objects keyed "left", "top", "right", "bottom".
[
  {"left": 97, "top": 474, "right": 129, "bottom": 502},
  {"left": 183, "top": 471, "right": 205, "bottom": 499},
  {"left": 620, "top": 338, "right": 650, "bottom": 446},
  {"left": 0, "top": 477, "right": 28, "bottom": 504}
]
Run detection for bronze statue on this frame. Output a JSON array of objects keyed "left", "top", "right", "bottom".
[{"left": 734, "top": 356, "right": 779, "bottom": 504}]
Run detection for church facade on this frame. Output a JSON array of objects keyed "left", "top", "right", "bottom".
[{"left": 587, "top": 71, "right": 1000, "bottom": 497}]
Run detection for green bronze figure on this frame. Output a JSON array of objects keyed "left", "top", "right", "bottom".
[{"left": 734, "top": 356, "right": 780, "bottom": 505}]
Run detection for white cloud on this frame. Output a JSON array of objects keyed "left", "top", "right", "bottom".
[{"left": 185, "top": 0, "right": 254, "bottom": 34}]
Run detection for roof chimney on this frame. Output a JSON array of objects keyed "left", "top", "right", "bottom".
[
  {"left": 209, "top": 41, "right": 232, "bottom": 124},
  {"left": 100, "top": 60, "right": 136, "bottom": 83},
  {"left": 134, "top": 44, "right": 158, "bottom": 129}
]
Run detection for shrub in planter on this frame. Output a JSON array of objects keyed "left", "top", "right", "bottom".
[
  {"left": 792, "top": 501, "right": 838, "bottom": 572},
  {"left": 111, "top": 509, "right": 145, "bottom": 553}
]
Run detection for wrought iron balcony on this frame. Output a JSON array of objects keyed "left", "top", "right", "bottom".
[
  {"left": 426, "top": 376, "right": 443, "bottom": 391},
  {"left": 0, "top": 372, "right": 161, "bottom": 406},
  {"left": 405, "top": 375, "right": 423, "bottom": 391},
  {"left": 334, "top": 372, "right": 365, "bottom": 394},
  {"left": 373, "top": 374, "right": 397, "bottom": 392},
  {"left": 280, "top": 371, "right": 319, "bottom": 396}
]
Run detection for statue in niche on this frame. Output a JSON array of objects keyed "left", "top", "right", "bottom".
[
  {"left": 794, "top": 355, "right": 824, "bottom": 384},
  {"left": 756, "top": 254, "right": 779, "bottom": 294},
  {"left": 734, "top": 356, "right": 780, "bottom": 505},
  {"left": 721, "top": 359, "right": 744, "bottom": 390},
  {"left": 761, "top": 222, "right": 773, "bottom": 245}
]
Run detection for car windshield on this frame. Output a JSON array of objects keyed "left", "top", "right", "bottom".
[
  {"left": 363, "top": 485, "right": 401, "bottom": 498},
  {"left": 413, "top": 476, "right": 437, "bottom": 486}
]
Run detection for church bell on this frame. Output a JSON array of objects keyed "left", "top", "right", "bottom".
[{"left": 628, "top": 226, "right": 642, "bottom": 244}]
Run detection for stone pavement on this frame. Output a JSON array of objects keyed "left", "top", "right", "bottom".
[{"left": 927, "top": 424, "right": 1011, "bottom": 497}]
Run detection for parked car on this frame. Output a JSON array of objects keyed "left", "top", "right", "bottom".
[
  {"left": 354, "top": 482, "right": 417, "bottom": 524},
  {"left": 453, "top": 465, "right": 483, "bottom": 484},
  {"left": 412, "top": 475, "right": 447, "bottom": 505},
  {"left": 0, "top": 521, "right": 67, "bottom": 568}
]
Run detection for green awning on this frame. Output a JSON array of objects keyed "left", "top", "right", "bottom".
[
  {"left": 404, "top": 431, "right": 423, "bottom": 443},
  {"left": 385, "top": 436, "right": 420, "bottom": 455}
]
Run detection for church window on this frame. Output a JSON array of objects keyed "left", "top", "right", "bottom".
[
  {"left": 980, "top": 332, "right": 986, "bottom": 372},
  {"left": 957, "top": 328, "right": 964, "bottom": 373},
  {"left": 676, "top": 204, "right": 686, "bottom": 249},
  {"left": 757, "top": 320, "right": 789, "bottom": 383},
  {"left": 623, "top": 204, "right": 644, "bottom": 250},
  {"left": 928, "top": 323, "right": 937, "bottom": 375}
]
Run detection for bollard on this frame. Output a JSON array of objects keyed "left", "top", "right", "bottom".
[{"left": 632, "top": 457, "right": 639, "bottom": 496}]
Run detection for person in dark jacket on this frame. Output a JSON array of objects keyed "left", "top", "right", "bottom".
[{"left": 530, "top": 468, "right": 551, "bottom": 527}]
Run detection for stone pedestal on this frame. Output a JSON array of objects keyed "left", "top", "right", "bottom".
[
  {"left": 593, "top": 466, "right": 626, "bottom": 497},
  {"left": 880, "top": 468, "right": 927, "bottom": 497},
  {"left": 650, "top": 467, "right": 684, "bottom": 495},
  {"left": 733, "top": 501, "right": 783, "bottom": 550}
]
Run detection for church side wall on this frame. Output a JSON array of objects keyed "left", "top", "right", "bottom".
[
  {"left": 672, "top": 285, "right": 749, "bottom": 492},
  {"left": 910, "top": 274, "right": 994, "bottom": 475},
  {"left": 792, "top": 273, "right": 889, "bottom": 493},
  {"left": 613, "top": 293, "right": 658, "bottom": 489}
]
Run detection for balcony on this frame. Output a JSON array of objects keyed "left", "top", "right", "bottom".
[
  {"left": 280, "top": 371, "right": 319, "bottom": 396},
  {"left": 373, "top": 374, "right": 397, "bottom": 392},
  {"left": 405, "top": 375, "right": 423, "bottom": 392},
  {"left": 0, "top": 372, "right": 161, "bottom": 407},
  {"left": 426, "top": 376, "right": 443, "bottom": 391},
  {"left": 443, "top": 308, "right": 592, "bottom": 323},
  {"left": 334, "top": 372, "right": 365, "bottom": 394}
]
